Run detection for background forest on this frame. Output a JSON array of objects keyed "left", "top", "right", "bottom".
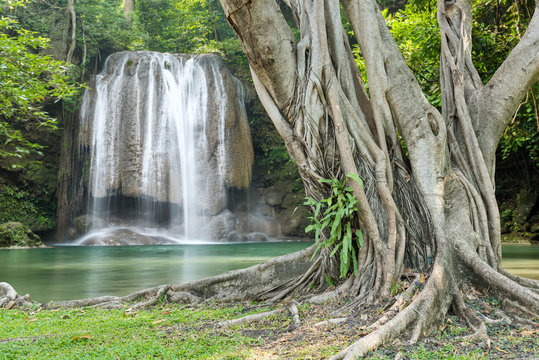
[{"left": 0, "top": 0, "right": 537, "bottom": 243}]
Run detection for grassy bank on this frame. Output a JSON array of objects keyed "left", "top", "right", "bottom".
[{"left": 1, "top": 298, "right": 537, "bottom": 359}]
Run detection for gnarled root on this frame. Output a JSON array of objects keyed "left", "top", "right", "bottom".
[
  {"left": 8, "top": 246, "right": 315, "bottom": 310},
  {"left": 329, "top": 263, "right": 453, "bottom": 359},
  {"left": 452, "top": 290, "right": 489, "bottom": 343},
  {"left": 456, "top": 242, "right": 539, "bottom": 313}
]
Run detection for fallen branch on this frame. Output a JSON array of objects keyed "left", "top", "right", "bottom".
[
  {"left": 217, "top": 309, "right": 280, "bottom": 327},
  {"left": 288, "top": 300, "right": 302, "bottom": 328}
]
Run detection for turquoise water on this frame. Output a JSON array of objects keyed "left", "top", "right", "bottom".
[
  {"left": 0, "top": 242, "right": 312, "bottom": 302},
  {"left": 501, "top": 244, "right": 539, "bottom": 280},
  {"left": 0, "top": 243, "right": 536, "bottom": 302}
]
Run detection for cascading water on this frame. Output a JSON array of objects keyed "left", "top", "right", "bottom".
[{"left": 76, "top": 51, "right": 254, "bottom": 245}]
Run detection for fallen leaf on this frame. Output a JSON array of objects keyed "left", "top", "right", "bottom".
[
  {"left": 72, "top": 334, "right": 92, "bottom": 340},
  {"left": 152, "top": 319, "right": 166, "bottom": 325},
  {"left": 495, "top": 347, "right": 509, "bottom": 354},
  {"left": 28, "top": 318, "right": 38, "bottom": 323},
  {"left": 419, "top": 274, "right": 425, "bottom": 284},
  {"left": 520, "top": 329, "right": 539, "bottom": 336},
  {"left": 6, "top": 301, "right": 15, "bottom": 310},
  {"left": 161, "top": 311, "right": 171, "bottom": 315}
]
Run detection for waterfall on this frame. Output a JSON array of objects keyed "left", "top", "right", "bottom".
[{"left": 77, "top": 51, "right": 253, "bottom": 244}]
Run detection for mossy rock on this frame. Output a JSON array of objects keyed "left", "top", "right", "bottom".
[{"left": 0, "top": 222, "right": 44, "bottom": 248}]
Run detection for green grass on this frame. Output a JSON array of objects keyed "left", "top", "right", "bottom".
[
  {"left": 1, "top": 302, "right": 537, "bottom": 359},
  {"left": 0, "top": 304, "right": 262, "bottom": 360}
]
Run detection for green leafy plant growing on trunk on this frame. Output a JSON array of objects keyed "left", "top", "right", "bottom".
[{"left": 304, "top": 173, "right": 364, "bottom": 279}]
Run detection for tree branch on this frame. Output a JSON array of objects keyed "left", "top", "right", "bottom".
[
  {"left": 469, "top": 6, "right": 539, "bottom": 169},
  {"left": 219, "top": 0, "right": 297, "bottom": 108}
]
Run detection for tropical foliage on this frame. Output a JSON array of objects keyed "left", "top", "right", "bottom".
[
  {"left": 305, "top": 174, "right": 364, "bottom": 279},
  {"left": 0, "top": 0, "right": 79, "bottom": 159}
]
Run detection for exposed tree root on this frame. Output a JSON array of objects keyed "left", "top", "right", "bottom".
[
  {"left": 313, "top": 317, "right": 348, "bottom": 327},
  {"left": 502, "top": 299, "right": 539, "bottom": 319},
  {"left": 365, "top": 273, "right": 420, "bottom": 332},
  {"left": 499, "top": 269, "right": 539, "bottom": 291},
  {"left": 328, "top": 263, "right": 452, "bottom": 360},
  {"left": 217, "top": 309, "right": 280, "bottom": 327},
  {"left": 217, "top": 299, "right": 302, "bottom": 329},
  {"left": 452, "top": 290, "right": 489, "bottom": 344},
  {"left": 456, "top": 242, "right": 539, "bottom": 313},
  {"left": 3, "top": 247, "right": 314, "bottom": 310},
  {"left": 306, "top": 276, "right": 354, "bottom": 305}
]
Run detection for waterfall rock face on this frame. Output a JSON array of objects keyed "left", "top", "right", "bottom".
[{"left": 78, "top": 51, "right": 253, "bottom": 240}]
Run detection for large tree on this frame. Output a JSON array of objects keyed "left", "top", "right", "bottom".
[
  {"left": 2, "top": 0, "right": 537, "bottom": 357},
  {"left": 215, "top": 0, "right": 539, "bottom": 357}
]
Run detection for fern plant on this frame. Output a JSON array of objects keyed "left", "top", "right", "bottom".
[{"left": 304, "top": 173, "right": 364, "bottom": 279}]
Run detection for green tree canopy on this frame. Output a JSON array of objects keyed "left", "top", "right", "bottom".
[
  {"left": 0, "top": 0, "right": 80, "bottom": 159},
  {"left": 385, "top": 0, "right": 538, "bottom": 166}
]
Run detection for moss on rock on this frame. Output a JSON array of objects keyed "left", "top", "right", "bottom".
[{"left": 0, "top": 222, "right": 44, "bottom": 248}]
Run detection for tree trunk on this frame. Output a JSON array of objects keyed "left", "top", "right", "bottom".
[
  {"left": 65, "top": 0, "right": 76, "bottom": 64},
  {"left": 218, "top": 0, "right": 539, "bottom": 357},
  {"left": 209, "top": 0, "right": 219, "bottom": 41},
  {"left": 124, "top": 0, "right": 135, "bottom": 23}
]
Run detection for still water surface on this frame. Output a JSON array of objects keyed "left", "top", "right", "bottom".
[
  {"left": 0, "top": 242, "right": 312, "bottom": 302},
  {"left": 501, "top": 244, "right": 539, "bottom": 280},
  {"left": 0, "top": 242, "right": 537, "bottom": 302}
]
